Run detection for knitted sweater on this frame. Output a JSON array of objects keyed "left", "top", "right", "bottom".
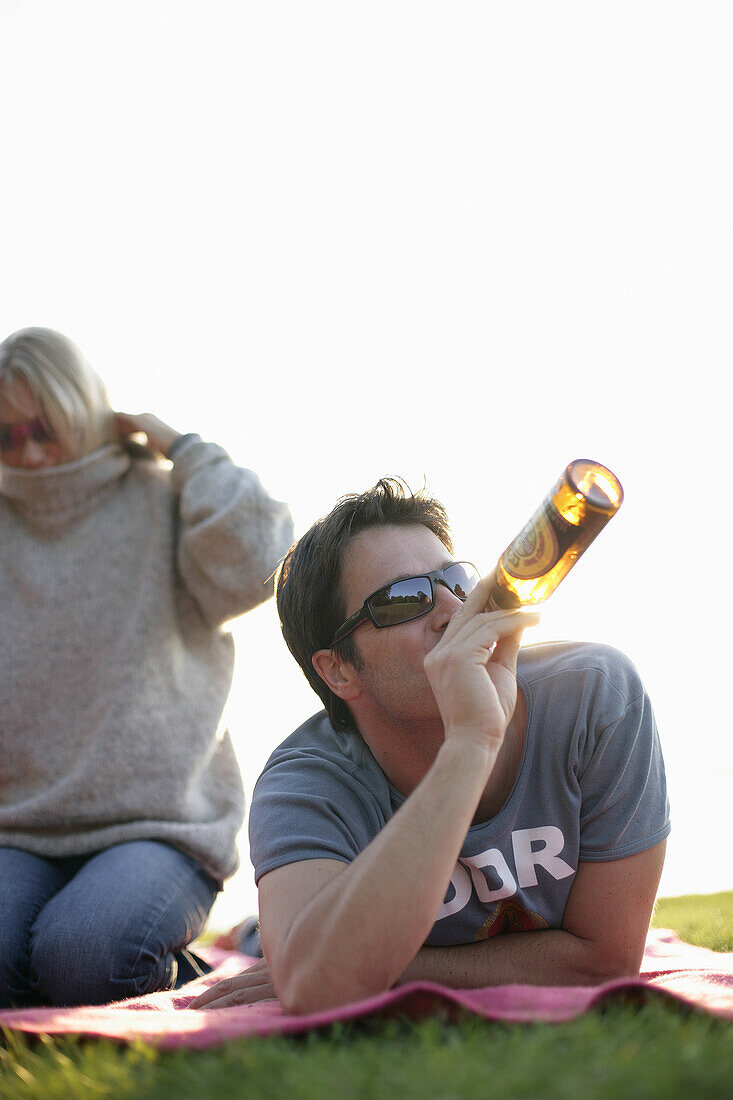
[{"left": 0, "top": 435, "right": 294, "bottom": 886}]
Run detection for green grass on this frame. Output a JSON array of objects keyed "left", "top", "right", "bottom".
[
  {"left": 1, "top": 891, "right": 732, "bottom": 1100},
  {"left": 654, "top": 890, "right": 733, "bottom": 952}
]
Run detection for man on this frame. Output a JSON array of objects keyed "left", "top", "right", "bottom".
[{"left": 193, "top": 478, "right": 669, "bottom": 1013}]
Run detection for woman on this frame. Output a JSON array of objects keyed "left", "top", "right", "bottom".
[{"left": 0, "top": 327, "right": 294, "bottom": 1007}]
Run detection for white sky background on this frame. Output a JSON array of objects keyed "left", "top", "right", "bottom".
[{"left": 1, "top": 0, "right": 731, "bottom": 929}]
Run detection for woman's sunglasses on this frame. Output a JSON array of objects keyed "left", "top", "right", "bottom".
[
  {"left": 329, "top": 561, "right": 480, "bottom": 647},
  {"left": 0, "top": 417, "right": 55, "bottom": 453}
]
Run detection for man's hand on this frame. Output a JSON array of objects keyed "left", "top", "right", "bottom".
[
  {"left": 424, "top": 574, "right": 539, "bottom": 751},
  {"left": 114, "top": 412, "right": 181, "bottom": 458},
  {"left": 190, "top": 957, "right": 277, "bottom": 1010}
]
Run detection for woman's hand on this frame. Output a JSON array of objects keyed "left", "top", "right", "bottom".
[{"left": 114, "top": 412, "right": 181, "bottom": 458}]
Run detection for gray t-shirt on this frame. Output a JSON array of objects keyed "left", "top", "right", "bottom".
[{"left": 249, "top": 642, "right": 670, "bottom": 946}]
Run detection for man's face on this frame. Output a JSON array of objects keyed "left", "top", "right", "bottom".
[{"left": 338, "top": 523, "right": 466, "bottom": 725}]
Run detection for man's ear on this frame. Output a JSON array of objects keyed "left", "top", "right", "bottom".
[{"left": 312, "top": 649, "right": 362, "bottom": 702}]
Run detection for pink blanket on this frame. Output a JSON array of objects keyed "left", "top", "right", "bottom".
[{"left": 1, "top": 930, "right": 731, "bottom": 1049}]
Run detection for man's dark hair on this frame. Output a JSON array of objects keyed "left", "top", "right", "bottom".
[{"left": 276, "top": 477, "right": 453, "bottom": 731}]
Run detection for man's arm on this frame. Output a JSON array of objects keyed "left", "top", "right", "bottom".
[
  {"left": 193, "top": 587, "right": 539, "bottom": 1013},
  {"left": 191, "top": 840, "right": 665, "bottom": 1010},
  {"left": 399, "top": 841, "right": 666, "bottom": 987},
  {"left": 263, "top": 737, "right": 505, "bottom": 1013},
  {"left": 190, "top": 730, "right": 501, "bottom": 1013},
  {"left": 189, "top": 731, "right": 490, "bottom": 1014}
]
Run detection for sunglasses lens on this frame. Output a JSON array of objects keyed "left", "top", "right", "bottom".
[
  {"left": 443, "top": 563, "right": 480, "bottom": 600},
  {"left": 370, "top": 576, "right": 433, "bottom": 627},
  {"left": 0, "top": 419, "right": 54, "bottom": 450}
]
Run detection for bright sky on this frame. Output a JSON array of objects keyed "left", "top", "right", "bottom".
[{"left": 2, "top": 1, "right": 731, "bottom": 928}]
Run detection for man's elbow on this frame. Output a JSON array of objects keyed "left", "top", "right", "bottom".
[
  {"left": 277, "top": 971, "right": 350, "bottom": 1017},
  {"left": 275, "top": 957, "right": 389, "bottom": 1016},
  {"left": 276, "top": 965, "right": 323, "bottom": 1016},
  {"left": 576, "top": 939, "right": 645, "bottom": 985}
]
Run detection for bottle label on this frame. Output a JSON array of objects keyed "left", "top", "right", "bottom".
[{"left": 502, "top": 497, "right": 563, "bottom": 579}]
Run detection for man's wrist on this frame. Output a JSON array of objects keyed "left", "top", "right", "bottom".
[{"left": 434, "top": 735, "right": 497, "bottom": 785}]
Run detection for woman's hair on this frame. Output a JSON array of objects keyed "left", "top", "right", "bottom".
[
  {"left": 0, "top": 327, "right": 112, "bottom": 455},
  {"left": 276, "top": 477, "right": 454, "bottom": 730}
]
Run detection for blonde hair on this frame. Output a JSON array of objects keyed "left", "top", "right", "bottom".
[{"left": 0, "top": 327, "right": 112, "bottom": 455}]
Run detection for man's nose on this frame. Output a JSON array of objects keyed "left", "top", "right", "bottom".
[{"left": 432, "top": 580, "right": 463, "bottom": 628}]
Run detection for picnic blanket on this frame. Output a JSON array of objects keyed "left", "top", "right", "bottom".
[{"left": 1, "top": 930, "right": 731, "bottom": 1049}]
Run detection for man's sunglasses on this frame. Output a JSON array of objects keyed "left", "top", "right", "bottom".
[
  {"left": 0, "top": 418, "right": 55, "bottom": 452},
  {"left": 329, "top": 561, "right": 480, "bottom": 647}
]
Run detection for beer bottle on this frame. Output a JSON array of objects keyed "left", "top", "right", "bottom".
[{"left": 485, "top": 459, "right": 624, "bottom": 611}]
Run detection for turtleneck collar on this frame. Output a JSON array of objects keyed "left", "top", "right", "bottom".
[{"left": 0, "top": 444, "right": 132, "bottom": 526}]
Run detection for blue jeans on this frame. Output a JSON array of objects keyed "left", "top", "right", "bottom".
[{"left": 0, "top": 841, "right": 219, "bottom": 1008}]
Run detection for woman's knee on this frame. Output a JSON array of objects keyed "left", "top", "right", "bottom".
[
  {"left": 0, "top": 909, "right": 31, "bottom": 990},
  {"left": 30, "top": 917, "right": 175, "bottom": 1006},
  {"left": 0, "top": 926, "right": 33, "bottom": 1008},
  {"left": 26, "top": 843, "right": 218, "bottom": 1005},
  {"left": 0, "top": 848, "right": 68, "bottom": 1008}
]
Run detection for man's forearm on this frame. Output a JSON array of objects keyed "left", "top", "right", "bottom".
[
  {"left": 398, "top": 928, "right": 635, "bottom": 990},
  {"left": 268, "top": 738, "right": 497, "bottom": 1013},
  {"left": 397, "top": 845, "right": 666, "bottom": 992}
]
